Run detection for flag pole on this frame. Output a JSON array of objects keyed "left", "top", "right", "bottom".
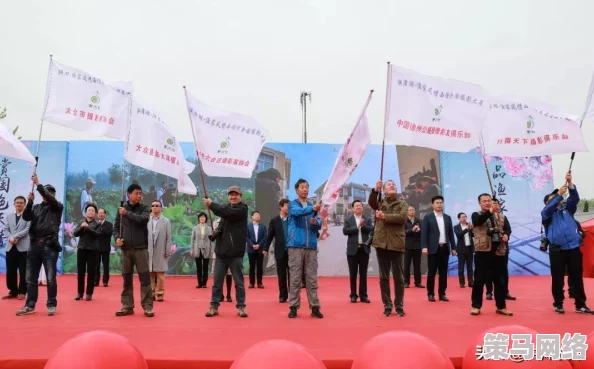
[
  {"left": 380, "top": 62, "right": 391, "bottom": 183},
  {"left": 183, "top": 86, "right": 215, "bottom": 232},
  {"left": 479, "top": 134, "right": 496, "bottom": 197},
  {"left": 32, "top": 54, "right": 53, "bottom": 192},
  {"left": 568, "top": 72, "right": 594, "bottom": 174},
  {"left": 119, "top": 94, "right": 133, "bottom": 238}
]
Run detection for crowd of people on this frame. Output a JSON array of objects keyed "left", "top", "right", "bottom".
[{"left": 2, "top": 171, "right": 592, "bottom": 318}]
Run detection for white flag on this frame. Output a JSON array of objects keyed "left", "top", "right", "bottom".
[
  {"left": 185, "top": 89, "right": 269, "bottom": 178},
  {"left": 481, "top": 96, "right": 588, "bottom": 157},
  {"left": 581, "top": 71, "right": 594, "bottom": 122},
  {"left": 321, "top": 91, "right": 373, "bottom": 205},
  {"left": 42, "top": 60, "right": 132, "bottom": 140},
  {"left": 0, "top": 124, "right": 36, "bottom": 164},
  {"left": 384, "top": 66, "right": 488, "bottom": 152},
  {"left": 125, "top": 100, "right": 197, "bottom": 195}
]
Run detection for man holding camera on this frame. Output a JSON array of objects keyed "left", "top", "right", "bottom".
[
  {"left": 541, "top": 171, "right": 593, "bottom": 315},
  {"left": 470, "top": 193, "right": 512, "bottom": 317}
]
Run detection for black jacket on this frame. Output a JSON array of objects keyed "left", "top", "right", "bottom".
[
  {"left": 113, "top": 202, "right": 150, "bottom": 249},
  {"left": 264, "top": 215, "right": 288, "bottom": 260},
  {"left": 454, "top": 223, "right": 474, "bottom": 254},
  {"left": 405, "top": 217, "right": 422, "bottom": 250},
  {"left": 23, "top": 184, "right": 64, "bottom": 251},
  {"left": 210, "top": 201, "right": 248, "bottom": 259},
  {"left": 73, "top": 219, "right": 101, "bottom": 251},
  {"left": 98, "top": 220, "right": 114, "bottom": 252},
  {"left": 342, "top": 214, "right": 373, "bottom": 256}
]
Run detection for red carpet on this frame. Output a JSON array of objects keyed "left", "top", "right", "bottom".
[{"left": 0, "top": 275, "right": 592, "bottom": 369}]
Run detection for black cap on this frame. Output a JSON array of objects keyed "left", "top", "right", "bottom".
[
  {"left": 543, "top": 189, "right": 559, "bottom": 204},
  {"left": 44, "top": 184, "right": 56, "bottom": 193}
]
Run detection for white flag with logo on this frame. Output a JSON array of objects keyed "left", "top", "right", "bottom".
[
  {"left": 321, "top": 91, "right": 373, "bottom": 205},
  {"left": 42, "top": 60, "right": 132, "bottom": 140},
  {"left": 481, "top": 96, "right": 588, "bottom": 157},
  {"left": 384, "top": 65, "right": 488, "bottom": 152},
  {"left": 124, "top": 100, "right": 197, "bottom": 195},
  {"left": 0, "top": 124, "right": 36, "bottom": 164},
  {"left": 185, "top": 89, "right": 269, "bottom": 178}
]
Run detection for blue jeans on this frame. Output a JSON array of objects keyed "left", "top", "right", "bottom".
[
  {"left": 26, "top": 243, "right": 59, "bottom": 308},
  {"left": 210, "top": 257, "right": 245, "bottom": 308}
]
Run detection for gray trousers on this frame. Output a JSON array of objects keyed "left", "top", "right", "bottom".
[
  {"left": 376, "top": 248, "right": 405, "bottom": 310},
  {"left": 121, "top": 248, "right": 153, "bottom": 311},
  {"left": 288, "top": 248, "right": 320, "bottom": 309}
]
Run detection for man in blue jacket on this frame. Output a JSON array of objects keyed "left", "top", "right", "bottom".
[
  {"left": 287, "top": 178, "right": 323, "bottom": 319},
  {"left": 541, "top": 171, "right": 592, "bottom": 315}
]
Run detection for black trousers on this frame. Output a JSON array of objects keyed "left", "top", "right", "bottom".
[
  {"left": 426, "top": 245, "right": 449, "bottom": 296},
  {"left": 219, "top": 274, "right": 233, "bottom": 300},
  {"left": 6, "top": 247, "right": 27, "bottom": 296},
  {"left": 276, "top": 253, "right": 290, "bottom": 300},
  {"left": 77, "top": 249, "right": 98, "bottom": 296},
  {"left": 248, "top": 253, "right": 264, "bottom": 285},
  {"left": 376, "top": 248, "right": 405, "bottom": 309},
  {"left": 95, "top": 250, "right": 110, "bottom": 285},
  {"left": 486, "top": 253, "right": 509, "bottom": 295},
  {"left": 549, "top": 247, "right": 586, "bottom": 309},
  {"left": 195, "top": 255, "right": 210, "bottom": 287},
  {"left": 457, "top": 252, "right": 474, "bottom": 285},
  {"left": 472, "top": 251, "right": 506, "bottom": 310},
  {"left": 404, "top": 248, "right": 422, "bottom": 285},
  {"left": 347, "top": 247, "right": 369, "bottom": 299}
]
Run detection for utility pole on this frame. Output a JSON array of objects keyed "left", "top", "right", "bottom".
[{"left": 300, "top": 91, "right": 312, "bottom": 143}]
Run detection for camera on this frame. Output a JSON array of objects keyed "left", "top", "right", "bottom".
[
  {"left": 540, "top": 236, "right": 550, "bottom": 252},
  {"left": 487, "top": 228, "right": 500, "bottom": 237}
]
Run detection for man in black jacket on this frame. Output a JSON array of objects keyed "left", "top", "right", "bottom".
[
  {"left": 95, "top": 208, "right": 114, "bottom": 287},
  {"left": 454, "top": 212, "right": 474, "bottom": 288},
  {"left": 264, "top": 198, "right": 290, "bottom": 303},
  {"left": 16, "top": 173, "right": 63, "bottom": 317},
  {"left": 404, "top": 206, "right": 423, "bottom": 288},
  {"left": 205, "top": 186, "right": 249, "bottom": 318},
  {"left": 113, "top": 184, "right": 153, "bottom": 318},
  {"left": 342, "top": 200, "right": 373, "bottom": 303}
]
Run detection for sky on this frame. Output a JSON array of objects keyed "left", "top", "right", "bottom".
[{"left": 1, "top": 0, "right": 592, "bottom": 198}]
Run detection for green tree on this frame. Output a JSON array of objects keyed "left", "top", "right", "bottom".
[{"left": 584, "top": 201, "right": 590, "bottom": 213}]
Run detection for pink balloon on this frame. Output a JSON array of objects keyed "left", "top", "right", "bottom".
[
  {"left": 230, "top": 340, "right": 325, "bottom": 369},
  {"left": 570, "top": 331, "right": 593, "bottom": 369},
  {"left": 45, "top": 330, "right": 147, "bottom": 369},
  {"left": 352, "top": 330, "right": 454, "bottom": 369},
  {"left": 463, "top": 325, "right": 571, "bottom": 369}
]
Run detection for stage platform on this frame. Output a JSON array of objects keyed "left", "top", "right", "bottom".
[{"left": 0, "top": 275, "right": 592, "bottom": 369}]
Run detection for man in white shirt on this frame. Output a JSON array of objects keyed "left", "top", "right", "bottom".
[
  {"left": 342, "top": 200, "right": 373, "bottom": 303},
  {"left": 421, "top": 196, "right": 456, "bottom": 302},
  {"left": 454, "top": 212, "right": 474, "bottom": 288}
]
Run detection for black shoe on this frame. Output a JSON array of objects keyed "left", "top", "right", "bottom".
[
  {"left": 383, "top": 307, "right": 392, "bottom": 317},
  {"left": 279, "top": 298, "right": 287, "bottom": 303},
  {"left": 196, "top": 285, "right": 201, "bottom": 289},
  {"left": 74, "top": 294, "right": 83, "bottom": 301},
  {"left": 94, "top": 283, "right": 99, "bottom": 287},
  {"left": 311, "top": 307, "right": 323, "bottom": 319},
  {"left": 395, "top": 308, "right": 405, "bottom": 317},
  {"left": 360, "top": 297, "right": 371, "bottom": 303},
  {"left": 404, "top": 283, "right": 410, "bottom": 288},
  {"left": 248, "top": 284, "right": 254, "bottom": 289},
  {"left": 226, "top": 296, "right": 233, "bottom": 303},
  {"left": 415, "top": 284, "right": 425, "bottom": 288},
  {"left": 428, "top": 295, "right": 435, "bottom": 302},
  {"left": 350, "top": 297, "right": 357, "bottom": 303},
  {"left": 257, "top": 284, "right": 264, "bottom": 289},
  {"left": 468, "top": 282, "right": 474, "bottom": 287},
  {"left": 439, "top": 295, "right": 449, "bottom": 302},
  {"left": 554, "top": 304, "right": 565, "bottom": 314},
  {"left": 576, "top": 306, "right": 594, "bottom": 315},
  {"left": 486, "top": 293, "right": 493, "bottom": 300},
  {"left": 85, "top": 294, "right": 92, "bottom": 301},
  {"left": 288, "top": 307, "right": 297, "bottom": 318},
  {"left": 460, "top": 283, "right": 465, "bottom": 288},
  {"left": 103, "top": 283, "right": 108, "bottom": 287},
  {"left": 505, "top": 293, "right": 516, "bottom": 300},
  {"left": 115, "top": 309, "right": 134, "bottom": 316}
]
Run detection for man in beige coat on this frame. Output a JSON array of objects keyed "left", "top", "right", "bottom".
[{"left": 147, "top": 200, "right": 172, "bottom": 302}]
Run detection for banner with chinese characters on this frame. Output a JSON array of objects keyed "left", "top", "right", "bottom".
[
  {"left": 384, "top": 65, "right": 488, "bottom": 153},
  {"left": 185, "top": 89, "right": 269, "bottom": 179},
  {"left": 0, "top": 124, "right": 36, "bottom": 164},
  {"left": 42, "top": 60, "right": 133, "bottom": 140},
  {"left": 481, "top": 96, "right": 588, "bottom": 157},
  {"left": 124, "top": 100, "right": 197, "bottom": 195},
  {"left": 321, "top": 91, "right": 372, "bottom": 205}
]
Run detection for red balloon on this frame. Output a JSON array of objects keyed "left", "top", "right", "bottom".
[
  {"left": 463, "top": 325, "right": 571, "bottom": 369},
  {"left": 570, "top": 331, "right": 593, "bottom": 369},
  {"left": 230, "top": 340, "right": 326, "bottom": 369},
  {"left": 351, "top": 330, "right": 454, "bottom": 369},
  {"left": 45, "top": 330, "right": 147, "bottom": 369}
]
